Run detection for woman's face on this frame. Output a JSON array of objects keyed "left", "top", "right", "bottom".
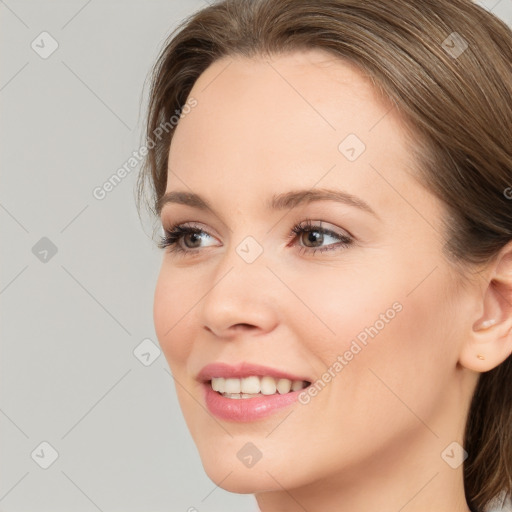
[{"left": 153, "top": 49, "right": 478, "bottom": 493}]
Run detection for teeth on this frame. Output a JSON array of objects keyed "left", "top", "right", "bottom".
[
  {"left": 291, "top": 380, "right": 305, "bottom": 392},
  {"left": 276, "top": 378, "right": 292, "bottom": 394},
  {"left": 211, "top": 377, "right": 224, "bottom": 392},
  {"left": 210, "top": 376, "right": 309, "bottom": 398},
  {"left": 224, "top": 378, "right": 241, "bottom": 394},
  {"left": 260, "top": 376, "right": 277, "bottom": 395},
  {"left": 241, "top": 376, "right": 260, "bottom": 394}
]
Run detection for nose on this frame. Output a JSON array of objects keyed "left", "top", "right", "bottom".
[{"left": 199, "top": 247, "right": 280, "bottom": 339}]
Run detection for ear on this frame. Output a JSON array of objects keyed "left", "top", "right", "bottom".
[{"left": 459, "top": 241, "right": 512, "bottom": 372}]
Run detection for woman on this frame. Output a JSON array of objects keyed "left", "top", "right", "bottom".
[{"left": 136, "top": 1, "right": 512, "bottom": 511}]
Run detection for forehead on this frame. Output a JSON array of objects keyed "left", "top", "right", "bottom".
[
  {"left": 174, "top": 50, "right": 395, "bottom": 142},
  {"left": 166, "top": 49, "right": 421, "bottom": 217}
]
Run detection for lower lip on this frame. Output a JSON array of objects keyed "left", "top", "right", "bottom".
[{"left": 203, "top": 382, "right": 305, "bottom": 422}]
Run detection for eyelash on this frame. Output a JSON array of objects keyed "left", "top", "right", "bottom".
[{"left": 157, "top": 219, "right": 354, "bottom": 257}]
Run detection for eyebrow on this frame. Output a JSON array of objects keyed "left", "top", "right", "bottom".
[{"left": 157, "top": 188, "right": 379, "bottom": 219}]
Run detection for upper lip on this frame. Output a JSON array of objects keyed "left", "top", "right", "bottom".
[{"left": 197, "top": 362, "right": 312, "bottom": 383}]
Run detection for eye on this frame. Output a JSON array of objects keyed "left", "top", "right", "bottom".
[
  {"left": 157, "top": 222, "right": 218, "bottom": 255},
  {"left": 288, "top": 219, "right": 353, "bottom": 255},
  {"left": 158, "top": 219, "right": 354, "bottom": 256}
]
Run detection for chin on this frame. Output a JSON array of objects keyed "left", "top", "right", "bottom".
[
  {"left": 192, "top": 436, "right": 296, "bottom": 494},
  {"left": 201, "top": 457, "right": 285, "bottom": 494}
]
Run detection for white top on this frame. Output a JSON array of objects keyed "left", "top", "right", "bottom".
[{"left": 486, "top": 492, "right": 512, "bottom": 512}]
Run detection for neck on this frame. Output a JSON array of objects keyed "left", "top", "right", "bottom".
[{"left": 254, "top": 427, "right": 472, "bottom": 512}]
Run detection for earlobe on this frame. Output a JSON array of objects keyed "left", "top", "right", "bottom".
[
  {"left": 473, "top": 318, "right": 496, "bottom": 330},
  {"left": 459, "top": 242, "right": 512, "bottom": 373},
  {"left": 460, "top": 317, "right": 511, "bottom": 372},
  {"left": 460, "top": 308, "right": 512, "bottom": 372}
]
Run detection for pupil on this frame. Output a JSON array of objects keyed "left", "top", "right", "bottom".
[
  {"left": 305, "top": 230, "right": 322, "bottom": 247},
  {"left": 186, "top": 233, "right": 201, "bottom": 248}
]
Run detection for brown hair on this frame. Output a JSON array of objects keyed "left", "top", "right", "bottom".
[{"left": 136, "top": 1, "right": 512, "bottom": 510}]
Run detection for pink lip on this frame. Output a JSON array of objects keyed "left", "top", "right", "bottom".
[
  {"left": 197, "top": 362, "right": 312, "bottom": 422},
  {"left": 196, "top": 361, "right": 310, "bottom": 383},
  {"left": 202, "top": 383, "right": 305, "bottom": 422}
]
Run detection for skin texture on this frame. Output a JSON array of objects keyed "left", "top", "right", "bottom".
[{"left": 153, "top": 49, "right": 512, "bottom": 512}]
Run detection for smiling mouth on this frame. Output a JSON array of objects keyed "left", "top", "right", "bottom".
[{"left": 209, "top": 376, "right": 311, "bottom": 399}]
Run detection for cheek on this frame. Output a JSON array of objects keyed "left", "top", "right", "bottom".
[
  {"left": 153, "top": 265, "right": 196, "bottom": 370},
  {"left": 290, "top": 263, "right": 402, "bottom": 360},
  {"left": 300, "top": 261, "right": 453, "bottom": 417}
]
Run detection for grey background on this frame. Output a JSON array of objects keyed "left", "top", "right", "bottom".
[{"left": 1, "top": 1, "right": 511, "bottom": 511}]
